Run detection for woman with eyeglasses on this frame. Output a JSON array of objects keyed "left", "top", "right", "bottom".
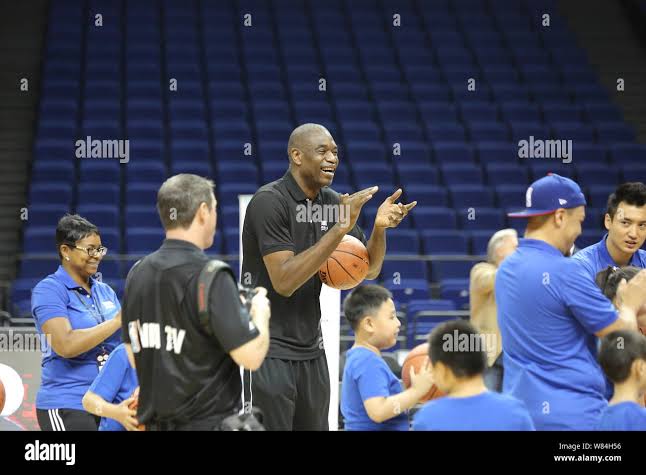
[{"left": 31, "top": 214, "right": 122, "bottom": 431}]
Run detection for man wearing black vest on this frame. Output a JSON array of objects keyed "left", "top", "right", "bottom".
[{"left": 121, "top": 174, "right": 270, "bottom": 430}]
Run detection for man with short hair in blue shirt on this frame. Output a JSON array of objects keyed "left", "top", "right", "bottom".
[
  {"left": 573, "top": 182, "right": 646, "bottom": 278},
  {"left": 496, "top": 174, "right": 646, "bottom": 430}
]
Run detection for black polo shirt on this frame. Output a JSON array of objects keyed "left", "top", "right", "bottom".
[
  {"left": 242, "top": 171, "right": 367, "bottom": 360},
  {"left": 121, "top": 239, "right": 259, "bottom": 426}
]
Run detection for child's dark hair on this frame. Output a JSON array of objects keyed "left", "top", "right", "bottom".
[
  {"left": 599, "top": 330, "right": 646, "bottom": 383},
  {"left": 595, "top": 266, "right": 641, "bottom": 302},
  {"left": 428, "top": 319, "right": 487, "bottom": 378},
  {"left": 606, "top": 182, "right": 646, "bottom": 219},
  {"left": 343, "top": 285, "right": 393, "bottom": 331}
]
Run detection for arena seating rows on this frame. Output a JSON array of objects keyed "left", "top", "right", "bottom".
[{"left": 14, "top": 0, "right": 646, "bottom": 344}]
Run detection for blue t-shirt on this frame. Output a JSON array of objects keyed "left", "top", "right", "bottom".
[
  {"left": 412, "top": 391, "right": 535, "bottom": 431},
  {"left": 341, "top": 347, "right": 409, "bottom": 431},
  {"left": 87, "top": 343, "right": 138, "bottom": 431},
  {"left": 573, "top": 234, "right": 646, "bottom": 400},
  {"left": 32, "top": 265, "right": 122, "bottom": 410},
  {"left": 495, "top": 239, "right": 619, "bottom": 430},
  {"left": 597, "top": 401, "right": 646, "bottom": 431},
  {"left": 573, "top": 233, "right": 646, "bottom": 280}
]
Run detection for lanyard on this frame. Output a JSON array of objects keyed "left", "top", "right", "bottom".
[{"left": 73, "top": 289, "right": 106, "bottom": 326}]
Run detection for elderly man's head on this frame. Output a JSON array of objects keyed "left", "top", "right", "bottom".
[{"left": 486, "top": 229, "right": 519, "bottom": 266}]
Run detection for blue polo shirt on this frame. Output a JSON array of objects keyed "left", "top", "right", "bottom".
[
  {"left": 32, "top": 265, "right": 122, "bottom": 411},
  {"left": 87, "top": 343, "right": 138, "bottom": 431},
  {"left": 412, "top": 391, "right": 535, "bottom": 431},
  {"left": 573, "top": 233, "right": 646, "bottom": 279},
  {"left": 596, "top": 402, "right": 646, "bottom": 431},
  {"left": 341, "top": 347, "right": 409, "bottom": 431},
  {"left": 495, "top": 239, "right": 619, "bottom": 430},
  {"left": 573, "top": 234, "right": 646, "bottom": 400}
]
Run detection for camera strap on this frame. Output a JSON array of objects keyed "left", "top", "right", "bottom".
[{"left": 197, "top": 259, "right": 235, "bottom": 336}]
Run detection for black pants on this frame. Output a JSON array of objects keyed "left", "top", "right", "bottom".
[
  {"left": 147, "top": 414, "right": 226, "bottom": 431},
  {"left": 483, "top": 352, "right": 504, "bottom": 393},
  {"left": 37, "top": 408, "right": 99, "bottom": 431},
  {"left": 245, "top": 355, "right": 330, "bottom": 431}
]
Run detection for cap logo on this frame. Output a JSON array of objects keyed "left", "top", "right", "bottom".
[
  {"left": 526, "top": 187, "right": 533, "bottom": 207},
  {"left": 558, "top": 198, "right": 567, "bottom": 205}
]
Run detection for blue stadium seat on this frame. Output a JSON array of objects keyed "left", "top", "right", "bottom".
[
  {"left": 434, "top": 143, "right": 475, "bottom": 164},
  {"left": 477, "top": 142, "right": 522, "bottom": 163},
  {"left": 382, "top": 260, "right": 428, "bottom": 281},
  {"left": 440, "top": 163, "right": 484, "bottom": 186},
  {"left": 125, "top": 162, "right": 167, "bottom": 184},
  {"left": 31, "top": 161, "right": 75, "bottom": 185},
  {"left": 611, "top": 144, "right": 646, "bottom": 166},
  {"left": 384, "top": 279, "right": 430, "bottom": 305},
  {"left": 385, "top": 229, "right": 421, "bottom": 255},
  {"left": 223, "top": 228, "right": 240, "bottom": 255},
  {"left": 412, "top": 206, "right": 457, "bottom": 230},
  {"left": 421, "top": 230, "right": 468, "bottom": 255},
  {"left": 76, "top": 204, "right": 120, "bottom": 229},
  {"left": 458, "top": 208, "right": 505, "bottom": 230},
  {"left": 430, "top": 261, "right": 474, "bottom": 281},
  {"left": 18, "top": 257, "right": 61, "bottom": 279},
  {"left": 404, "top": 186, "right": 449, "bottom": 208},
  {"left": 407, "top": 299, "right": 459, "bottom": 343},
  {"left": 439, "top": 278, "right": 470, "bottom": 309},
  {"left": 586, "top": 186, "right": 615, "bottom": 208},
  {"left": 449, "top": 185, "right": 495, "bottom": 208},
  {"left": 125, "top": 227, "right": 164, "bottom": 254},
  {"left": 127, "top": 183, "right": 159, "bottom": 206},
  {"left": 29, "top": 183, "right": 73, "bottom": 206},
  {"left": 495, "top": 184, "right": 527, "bottom": 208},
  {"left": 125, "top": 206, "right": 162, "bottom": 229},
  {"left": 576, "top": 164, "right": 620, "bottom": 187}
]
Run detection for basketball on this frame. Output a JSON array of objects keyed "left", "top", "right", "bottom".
[
  {"left": 401, "top": 343, "right": 445, "bottom": 403},
  {"left": 0, "top": 379, "right": 5, "bottom": 414},
  {"left": 319, "top": 235, "right": 370, "bottom": 290}
]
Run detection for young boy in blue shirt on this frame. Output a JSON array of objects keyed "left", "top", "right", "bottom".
[
  {"left": 341, "top": 285, "right": 434, "bottom": 431},
  {"left": 413, "top": 319, "right": 535, "bottom": 431},
  {"left": 82, "top": 343, "right": 140, "bottom": 431},
  {"left": 597, "top": 330, "right": 646, "bottom": 430}
]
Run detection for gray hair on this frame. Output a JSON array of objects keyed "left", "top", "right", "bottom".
[
  {"left": 486, "top": 228, "right": 518, "bottom": 264},
  {"left": 157, "top": 174, "right": 215, "bottom": 230}
]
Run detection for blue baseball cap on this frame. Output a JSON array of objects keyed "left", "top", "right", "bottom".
[{"left": 507, "top": 173, "right": 587, "bottom": 218}]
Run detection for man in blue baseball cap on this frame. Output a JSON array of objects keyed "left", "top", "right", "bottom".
[{"left": 495, "top": 174, "right": 646, "bottom": 430}]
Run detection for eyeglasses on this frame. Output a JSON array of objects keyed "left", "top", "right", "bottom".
[{"left": 71, "top": 245, "right": 108, "bottom": 258}]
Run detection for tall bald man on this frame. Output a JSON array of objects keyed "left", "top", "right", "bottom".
[
  {"left": 241, "top": 124, "right": 416, "bottom": 430},
  {"left": 470, "top": 228, "right": 518, "bottom": 368}
]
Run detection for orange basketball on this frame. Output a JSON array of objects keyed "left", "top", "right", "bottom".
[
  {"left": 401, "top": 343, "right": 445, "bottom": 403},
  {"left": 319, "top": 234, "right": 370, "bottom": 290}
]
